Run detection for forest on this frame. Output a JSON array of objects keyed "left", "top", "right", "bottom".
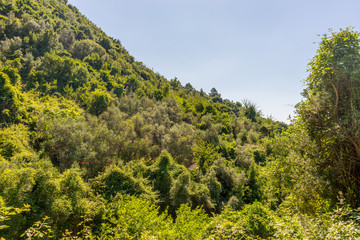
[{"left": 0, "top": 0, "right": 359, "bottom": 239}]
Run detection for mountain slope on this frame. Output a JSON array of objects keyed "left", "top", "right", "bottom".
[{"left": 9, "top": 1, "right": 360, "bottom": 239}]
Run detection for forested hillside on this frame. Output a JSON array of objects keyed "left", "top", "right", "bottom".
[{"left": 0, "top": 0, "right": 359, "bottom": 239}]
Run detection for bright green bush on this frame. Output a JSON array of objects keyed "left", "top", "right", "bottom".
[
  {"left": 172, "top": 204, "right": 209, "bottom": 240},
  {"left": 99, "top": 194, "right": 172, "bottom": 239}
]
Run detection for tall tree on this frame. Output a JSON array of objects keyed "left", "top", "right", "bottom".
[{"left": 298, "top": 28, "right": 360, "bottom": 206}]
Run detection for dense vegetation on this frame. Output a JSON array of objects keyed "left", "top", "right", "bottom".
[{"left": 0, "top": 0, "right": 359, "bottom": 239}]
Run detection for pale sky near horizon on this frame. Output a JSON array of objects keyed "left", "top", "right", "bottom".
[{"left": 68, "top": 0, "right": 360, "bottom": 123}]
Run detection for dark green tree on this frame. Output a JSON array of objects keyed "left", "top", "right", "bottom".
[
  {"left": 147, "top": 151, "right": 174, "bottom": 211},
  {"left": 88, "top": 90, "right": 114, "bottom": 116},
  {"left": 92, "top": 165, "right": 156, "bottom": 202},
  {"left": 244, "top": 161, "right": 262, "bottom": 204},
  {"left": 243, "top": 100, "right": 257, "bottom": 122},
  {"left": 170, "top": 171, "right": 191, "bottom": 209},
  {"left": 209, "top": 87, "right": 222, "bottom": 103}
]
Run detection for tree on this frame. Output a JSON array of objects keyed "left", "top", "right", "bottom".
[
  {"left": 0, "top": 72, "right": 22, "bottom": 123},
  {"left": 185, "top": 83, "right": 194, "bottom": 94},
  {"left": 147, "top": 151, "right": 174, "bottom": 211},
  {"left": 209, "top": 87, "right": 222, "bottom": 103},
  {"left": 297, "top": 28, "right": 360, "bottom": 207},
  {"left": 170, "top": 77, "right": 181, "bottom": 90},
  {"left": 124, "top": 74, "right": 140, "bottom": 92},
  {"left": 88, "top": 89, "right": 114, "bottom": 116},
  {"left": 71, "top": 39, "right": 106, "bottom": 60},
  {"left": 243, "top": 100, "right": 258, "bottom": 122},
  {"left": 170, "top": 171, "right": 191, "bottom": 209},
  {"left": 92, "top": 165, "right": 156, "bottom": 202},
  {"left": 193, "top": 140, "right": 220, "bottom": 173},
  {"left": 59, "top": 28, "right": 75, "bottom": 49},
  {"left": 209, "top": 88, "right": 220, "bottom": 98},
  {"left": 244, "top": 161, "right": 262, "bottom": 204},
  {"left": 36, "top": 29, "right": 61, "bottom": 56},
  {"left": 99, "top": 195, "right": 172, "bottom": 239}
]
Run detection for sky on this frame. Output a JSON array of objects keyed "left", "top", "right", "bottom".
[{"left": 68, "top": 0, "right": 360, "bottom": 123}]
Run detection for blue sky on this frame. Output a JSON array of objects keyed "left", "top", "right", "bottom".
[{"left": 69, "top": 0, "right": 360, "bottom": 122}]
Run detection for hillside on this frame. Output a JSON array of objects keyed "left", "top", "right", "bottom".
[{"left": 0, "top": 0, "right": 359, "bottom": 239}]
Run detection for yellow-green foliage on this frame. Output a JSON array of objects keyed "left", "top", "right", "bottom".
[
  {"left": 0, "top": 124, "right": 32, "bottom": 161},
  {"left": 0, "top": 71, "right": 23, "bottom": 123},
  {"left": 0, "top": 167, "right": 36, "bottom": 206},
  {"left": 100, "top": 194, "right": 173, "bottom": 239}
]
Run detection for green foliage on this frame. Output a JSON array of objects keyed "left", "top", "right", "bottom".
[
  {"left": 0, "top": 204, "right": 30, "bottom": 232},
  {"left": 170, "top": 171, "right": 191, "bottom": 209},
  {"left": 50, "top": 167, "right": 92, "bottom": 231},
  {"left": 21, "top": 216, "right": 54, "bottom": 239},
  {"left": 172, "top": 204, "right": 209, "bottom": 240},
  {"left": 99, "top": 194, "right": 172, "bottom": 239},
  {"left": 163, "top": 123, "right": 197, "bottom": 165},
  {"left": 240, "top": 202, "right": 275, "bottom": 238},
  {"left": 124, "top": 74, "right": 140, "bottom": 92},
  {"left": 243, "top": 100, "right": 258, "bottom": 122},
  {"left": 202, "top": 169, "right": 222, "bottom": 210},
  {"left": 147, "top": 151, "right": 174, "bottom": 211},
  {"left": 244, "top": 161, "right": 262, "bottom": 204},
  {"left": 0, "top": 124, "right": 33, "bottom": 160},
  {"left": 208, "top": 159, "right": 246, "bottom": 210},
  {"left": 41, "top": 116, "right": 114, "bottom": 176},
  {"left": 193, "top": 140, "right": 220, "bottom": 173},
  {"left": 262, "top": 124, "right": 334, "bottom": 214},
  {"left": 92, "top": 165, "right": 157, "bottom": 202},
  {"left": 88, "top": 89, "right": 113, "bottom": 116},
  {"left": 84, "top": 52, "right": 103, "bottom": 70},
  {"left": 1, "top": 66, "right": 20, "bottom": 85},
  {"left": 0, "top": 71, "right": 22, "bottom": 123},
  {"left": 298, "top": 28, "right": 360, "bottom": 207},
  {"left": 0, "top": 167, "right": 37, "bottom": 206},
  {"left": 71, "top": 39, "right": 106, "bottom": 60}
]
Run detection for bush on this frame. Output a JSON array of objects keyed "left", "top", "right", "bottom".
[
  {"left": 99, "top": 194, "right": 172, "bottom": 239},
  {"left": 88, "top": 89, "right": 114, "bottom": 116},
  {"left": 0, "top": 72, "right": 22, "bottom": 123},
  {"left": 242, "top": 202, "right": 275, "bottom": 238},
  {"left": 92, "top": 165, "right": 156, "bottom": 202},
  {"left": 71, "top": 39, "right": 106, "bottom": 59}
]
